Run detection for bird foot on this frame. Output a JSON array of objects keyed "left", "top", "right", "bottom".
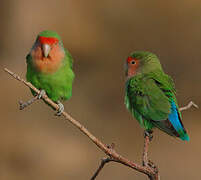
[
  {"left": 144, "top": 130, "right": 153, "bottom": 141},
  {"left": 37, "top": 89, "right": 46, "bottom": 99},
  {"left": 55, "top": 101, "right": 64, "bottom": 116}
]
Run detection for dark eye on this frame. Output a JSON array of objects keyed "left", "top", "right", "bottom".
[{"left": 131, "top": 60, "right": 136, "bottom": 64}]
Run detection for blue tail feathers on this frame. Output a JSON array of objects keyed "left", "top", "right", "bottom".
[
  {"left": 168, "top": 101, "right": 189, "bottom": 141},
  {"left": 180, "top": 133, "right": 190, "bottom": 141}
]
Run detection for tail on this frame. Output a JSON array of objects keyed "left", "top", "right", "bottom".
[{"left": 168, "top": 101, "right": 189, "bottom": 141}]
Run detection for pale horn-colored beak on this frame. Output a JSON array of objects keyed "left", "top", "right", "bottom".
[{"left": 42, "top": 44, "right": 51, "bottom": 58}]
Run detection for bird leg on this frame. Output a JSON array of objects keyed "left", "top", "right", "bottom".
[
  {"left": 37, "top": 89, "right": 46, "bottom": 99},
  {"left": 55, "top": 101, "right": 64, "bottom": 116},
  {"left": 142, "top": 130, "right": 153, "bottom": 167},
  {"left": 19, "top": 90, "right": 46, "bottom": 110},
  {"left": 144, "top": 129, "right": 153, "bottom": 141}
]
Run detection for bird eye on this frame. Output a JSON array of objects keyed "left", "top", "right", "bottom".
[{"left": 131, "top": 60, "right": 136, "bottom": 64}]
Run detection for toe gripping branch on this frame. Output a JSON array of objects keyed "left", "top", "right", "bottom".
[{"left": 55, "top": 101, "right": 64, "bottom": 116}]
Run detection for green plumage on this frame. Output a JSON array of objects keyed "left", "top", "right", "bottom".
[
  {"left": 126, "top": 71, "right": 174, "bottom": 129},
  {"left": 26, "top": 30, "right": 74, "bottom": 102},
  {"left": 125, "top": 51, "right": 189, "bottom": 140}
]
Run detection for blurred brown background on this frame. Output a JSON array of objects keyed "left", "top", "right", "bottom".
[{"left": 0, "top": 0, "right": 201, "bottom": 180}]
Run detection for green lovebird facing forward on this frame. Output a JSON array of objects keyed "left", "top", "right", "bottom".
[
  {"left": 25, "top": 30, "right": 75, "bottom": 115},
  {"left": 125, "top": 51, "right": 189, "bottom": 141}
]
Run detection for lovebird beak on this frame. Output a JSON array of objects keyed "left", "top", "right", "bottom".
[{"left": 42, "top": 44, "right": 51, "bottom": 58}]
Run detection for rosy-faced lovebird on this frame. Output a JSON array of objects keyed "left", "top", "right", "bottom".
[
  {"left": 125, "top": 51, "right": 189, "bottom": 141},
  {"left": 26, "top": 30, "right": 75, "bottom": 115}
]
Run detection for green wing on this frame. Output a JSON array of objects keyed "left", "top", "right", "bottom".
[
  {"left": 125, "top": 70, "right": 184, "bottom": 136},
  {"left": 126, "top": 78, "right": 170, "bottom": 122},
  {"left": 125, "top": 70, "right": 177, "bottom": 122}
]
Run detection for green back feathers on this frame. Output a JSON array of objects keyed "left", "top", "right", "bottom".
[
  {"left": 126, "top": 71, "right": 173, "bottom": 121},
  {"left": 125, "top": 69, "right": 178, "bottom": 132}
]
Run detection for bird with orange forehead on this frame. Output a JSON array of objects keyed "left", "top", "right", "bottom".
[{"left": 25, "top": 30, "right": 74, "bottom": 115}]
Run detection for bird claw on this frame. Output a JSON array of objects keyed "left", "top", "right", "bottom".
[
  {"left": 55, "top": 101, "right": 64, "bottom": 116},
  {"left": 144, "top": 130, "right": 153, "bottom": 141},
  {"left": 37, "top": 90, "right": 46, "bottom": 99}
]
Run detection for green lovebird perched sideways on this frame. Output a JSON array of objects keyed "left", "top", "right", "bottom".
[
  {"left": 125, "top": 51, "right": 189, "bottom": 141},
  {"left": 26, "top": 30, "right": 75, "bottom": 115}
]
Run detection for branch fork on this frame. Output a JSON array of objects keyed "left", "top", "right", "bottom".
[{"left": 4, "top": 68, "right": 198, "bottom": 180}]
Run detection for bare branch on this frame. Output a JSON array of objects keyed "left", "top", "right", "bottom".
[
  {"left": 179, "top": 101, "right": 199, "bottom": 112},
  {"left": 4, "top": 68, "right": 161, "bottom": 180},
  {"left": 90, "top": 143, "right": 116, "bottom": 180},
  {"left": 19, "top": 96, "right": 38, "bottom": 110},
  {"left": 90, "top": 157, "right": 112, "bottom": 180}
]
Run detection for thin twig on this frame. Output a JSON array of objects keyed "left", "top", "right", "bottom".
[
  {"left": 90, "top": 144, "right": 116, "bottom": 180},
  {"left": 90, "top": 157, "right": 159, "bottom": 180},
  {"left": 90, "top": 157, "right": 112, "bottom": 180},
  {"left": 19, "top": 96, "right": 38, "bottom": 110},
  {"left": 179, "top": 101, "right": 199, "bottom": 112}
]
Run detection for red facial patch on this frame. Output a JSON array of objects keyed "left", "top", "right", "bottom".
[
  {"left": 127, "top": 56, "right": 137, "bottom": 63},
  {"left": 126, "top": 56, "right": 140, "bottom": 78},
  {"left": 39, "top": 36, "right": 59, "bottom": 45}
]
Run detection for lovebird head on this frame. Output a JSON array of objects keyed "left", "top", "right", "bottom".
[
  {"left": 125, "top": 51, "right": 163, "bottom": 79},
  {"left": 32, "top": 30, "right": 64, "bottom": 58},
  {"left": 30, "top": 30, "right": 65, "bottom": 73}
]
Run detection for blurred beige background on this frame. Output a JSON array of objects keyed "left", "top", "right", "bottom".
[{"left": 0, "top": 0, "right": 201, "bottom": 179}]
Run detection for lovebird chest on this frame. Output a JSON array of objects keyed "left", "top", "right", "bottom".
[
  {"left": 31, "top": 47, "right": 64, "bottom": 74},
  {"left": 28, "top": 66, "right": 74, "bottom": 94},
  {"left": 32, "top": 58, "right": 63, "bottom": 74}
]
